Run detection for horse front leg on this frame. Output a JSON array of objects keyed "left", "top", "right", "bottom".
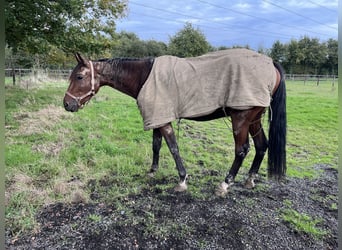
[
  {"left": 148, "top": 129, "right": 162, "bottom": 177},
  {"left": 159, "top": 123, "right": 188, "bottom": 192}
]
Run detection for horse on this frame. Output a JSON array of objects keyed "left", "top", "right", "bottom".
[{"left": 63, "top": 49, "right": 286, "bottom": 196}]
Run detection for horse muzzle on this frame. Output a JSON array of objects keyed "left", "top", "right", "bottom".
[{"left": 64, "top": 98, "right": 79, "bottom": 112}]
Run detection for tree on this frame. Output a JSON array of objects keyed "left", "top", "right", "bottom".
[
  {"left": 5, "top": 0, "right": 127, "bottom": 56},
  {"left": 144, "top": 40, "right": 168, "bottom": 57},
  {"left": 112, "top": 32, "right": 145, "bottom": 57},
  {"left": 284, "top": 40, "right": 295, "bottom": 74},
  {"left": 112, "top": 32, "right": 167, "bottom": 58},
  {"left": 297, "top": 36, "right": 327, "bottom": 74},
  {"left": 324, "top": 38, "right": 338, "bottom": 75},
  {"left": 216, "top": 46, "right": 230, "bottom": 51},
  {"left": 168, "top": 23, "right": 210, "bottom": 57},
  {"left": 269, "top": 40, "right": 286, "bottom": 62},
  {"left": 257, "top": 46, "right": 270, "bottom": 56},
  {"left": 272, "top": 37, "right": 337, "bottom": 75}
]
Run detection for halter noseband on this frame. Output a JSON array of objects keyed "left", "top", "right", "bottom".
[{"left": 66, "top": 60, "right": 96, "bottom": 106}]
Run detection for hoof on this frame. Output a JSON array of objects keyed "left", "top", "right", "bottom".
[
  {"left": 215, "top": 182, "right": 230, "bottom": 197},
  {"left": 147, "top": 172, "right": 155, "bottom": 178},
  {"left": 244, "top": 174, "right": 257, "bottom": 189},
  {"left": 244, "top": 178, "right": 255, "bottom": 189},
  {"left": 174, "top": 182, "right": 187, "bottom": 192},
  {"left": 174, "top": 175, "right": 188, "bottom": 192}
]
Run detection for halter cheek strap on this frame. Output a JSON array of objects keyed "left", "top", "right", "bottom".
[{"left": 66, "top": 60, "right": 96, "bottom": 106}]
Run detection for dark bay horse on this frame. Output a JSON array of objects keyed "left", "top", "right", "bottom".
[{"left": 63, "top": 51, "right": 286, "bottom": 196}]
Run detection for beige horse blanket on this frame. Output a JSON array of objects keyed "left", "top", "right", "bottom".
[{"left": 137, "top": 48, "right": 277, "bottom": 130}]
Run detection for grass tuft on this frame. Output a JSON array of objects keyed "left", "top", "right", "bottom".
[{"left": 281, "top": 208, "right": 327, "bottom": 239}]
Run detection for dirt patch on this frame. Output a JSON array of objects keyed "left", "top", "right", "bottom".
[
  {"left": 7, "top": 105, "right": 71, "bottom": 157},
  {"left": 5, "top": 173, "right": 51, "bottom": 207},
  {"left": 32, "top": 141, "right": 64, "bottom": 157},
  {"left": 13, "top": 104, "right": 71, "bottom": 136},
  {"left": 53, "top": 176, "right": 89, "bottom": 204},
  {"left": 6, "top": 165, "right": 337, "bottom": 249}
]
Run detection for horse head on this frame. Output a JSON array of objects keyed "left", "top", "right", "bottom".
[{"left": 63, "top": 53, "right": 100, "bottom": 112}]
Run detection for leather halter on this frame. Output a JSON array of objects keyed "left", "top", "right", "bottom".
[{"left": 66, "top": 60, "right": 96, "bottom": 106}]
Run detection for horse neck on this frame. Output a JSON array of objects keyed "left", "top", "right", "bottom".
[{"left": 95, "top": 59, "right": 153, "bottom": 99}]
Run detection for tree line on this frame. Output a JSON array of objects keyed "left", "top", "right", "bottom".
[
  {"left": 269, "top": 38, "right": 337, "bottom": 75},
  {"left": 5, "top": 1, "right": 337, "bottom": 75}
]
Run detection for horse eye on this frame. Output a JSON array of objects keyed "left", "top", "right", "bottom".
[{"left": 77, "top": 75, "right": 83, "bottom": 80}]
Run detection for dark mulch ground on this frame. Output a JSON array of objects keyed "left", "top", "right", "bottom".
[{"left": 6, "top": 165, "right": 337, "bottom": 250}]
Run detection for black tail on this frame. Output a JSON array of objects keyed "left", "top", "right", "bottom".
[{"left": 268, "top": 62, "right": 287, "bottom": 179}]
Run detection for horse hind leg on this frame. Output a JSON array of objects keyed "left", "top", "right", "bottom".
[
  {"left": 148, "top": 129, "right": 162, "bottom": 177},
  {"left": 245, "top": 117, "right": 268, "bottom": 189},
  {"left": 216, "top": 112, "right": 250, "bottom": 196}
]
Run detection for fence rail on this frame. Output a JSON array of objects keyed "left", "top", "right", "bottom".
[
  {"left": 5, "top": 68, "right": 72, "bottom": 88},
  {"left": 5, "top": 69, "right": 338, "bottom": 87},
  {"left": 5, "top": 68, "right": 72, "bottom": 79},
  {"left": 285, "top": 74, "right": 337, "bottom": 81}
]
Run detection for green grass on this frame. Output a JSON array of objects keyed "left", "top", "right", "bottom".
[
  {"left": 286, "top": 82, "right": 338, "bottom": 177},
  {"left": 5, "top": 80, "right": 338, "bottom": 237},
  {"left": 280, "top": 199, "right": 327, "bottom": 239},
  {"left": 281, "top": 208, "right": 327, "bottom": 239}
]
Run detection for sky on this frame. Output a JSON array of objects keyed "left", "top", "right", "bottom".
[{"left": 115, "top": 0, "right": 338, "bottom": 50}]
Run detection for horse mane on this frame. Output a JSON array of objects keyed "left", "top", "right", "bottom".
[
  {"left": 96, "top": 57, "right": 154, "bottom": 64},
  {"left": 95, "top": 57, "right": 153, "bottom": 74},
  {"left": 93, "top": 57, "right": 154, "bottom": 85}
]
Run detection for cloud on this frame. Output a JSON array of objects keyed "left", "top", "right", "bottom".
[
  {"left": 233, "top": 3, "right": 252, "bottom": 10},
  {"left": 212, "top": 16, "right": 234, "bottom": 22},
  {"left": 176, "top": 18, "right": 202, "bottom": 24},
  {"left": 287, "top": 0, "right": 338, "bottom": 9},
  {"left": 116, "top": 0, "right": 337, "bottom": 49}
]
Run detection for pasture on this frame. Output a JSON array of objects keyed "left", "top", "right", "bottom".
[{"left": 5, "top": 80, "right": 338, "bottom": 249}]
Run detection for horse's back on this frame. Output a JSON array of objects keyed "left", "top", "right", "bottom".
[{"left": 138, "top": 49, "right": 277, "bottom": 130}]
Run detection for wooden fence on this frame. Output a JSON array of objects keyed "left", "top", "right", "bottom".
[
  {"left": 285, "top": 74, "right": 338, "bottom": 85},
  {"left": 5, "top": 68, "right": 72, "bottom": 87},
  {"left": 5, "top": 69, "right": 338, "bottom": 87}
]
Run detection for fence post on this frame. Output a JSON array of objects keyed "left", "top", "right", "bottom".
[
  {"left": 18, "top": 69, "right": 21, "bottom": 85},
  {"left": 332, "top": 75, "right": 335, "bottom": 87},
  {"left": 316, "top": 75, "right": 320, "bottom": 86},
  {"left": 12, "top": 67, "right": 15, "bottom": 86}
]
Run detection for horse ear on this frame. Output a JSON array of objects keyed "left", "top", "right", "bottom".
[{"left": 74, "top": 52, "right": 89, "bottom": 66}]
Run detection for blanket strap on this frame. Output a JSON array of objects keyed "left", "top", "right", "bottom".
[{"left": 222, "top": 107, "right": 232, "bottom": 132}]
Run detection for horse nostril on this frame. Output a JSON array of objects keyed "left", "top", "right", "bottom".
[
  {"left": 64, "top": 99, "right": 78, "bottom": 112},
  {"left": 64, "top": 100, "right": 73, "bottom": 112}
]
